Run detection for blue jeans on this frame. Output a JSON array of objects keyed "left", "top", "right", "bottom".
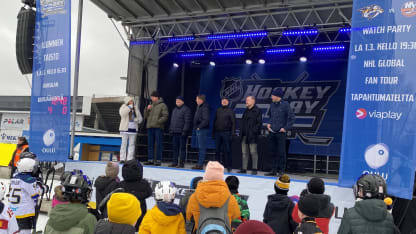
[
  {"left": 215, "top": 131, "right": 232, "bottom": 168},
  {"left": 148, "top": 128, "right": 163, "bottom": 161},
  {"left": 172, "top": 133, "right": 187, "bottom": 164},
  {"left": 196, "top": 129, "right": 209, "bottom": 166},
  {"left": 269, "top": 132, "right": 287, "bottom": 173}
]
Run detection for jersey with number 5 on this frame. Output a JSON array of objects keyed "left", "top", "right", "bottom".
[{"left": 8, "top": 174, "right": 41, "bottom": 219}]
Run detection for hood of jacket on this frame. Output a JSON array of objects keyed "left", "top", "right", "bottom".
[
  {"left": 314, "top": 194, "right": 334, "bottom": 218},
  {"left": 267, "top": 194, "right": 293, "bottom": 210},
  {"left": 194, "top": 180, "right": 232, "bottom": 208},
  {"left": 94, "top": 219, "right": 135, "bottom": 234},
  {"left": 95, "top": 176, "right": 116, "bottom": 191},
  {"left": 355, "top": 199, "right": 388, "bottom": 222},
  {"left": 122, "top": 160, "right": 143, "bottom": 182},
  {"left": 47, "top": 203, "right": 89, "bottom": 231},
  {"left": 150, "top": 203, "right": 183, "bottom": 226}
]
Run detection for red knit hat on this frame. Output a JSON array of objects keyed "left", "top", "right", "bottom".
[{"left": 235, "top": 220, "right": 275, "bottom": 234}]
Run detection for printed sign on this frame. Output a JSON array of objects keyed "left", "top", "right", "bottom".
[{"left": 1, "top": 113, "right": 30, "bottom": 131}]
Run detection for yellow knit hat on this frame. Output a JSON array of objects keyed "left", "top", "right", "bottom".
[
  {"left": 275, "top": 174, "right": 291, "bottom": 191},
  {"left": 107, "top": 193, "right": 141, "bottom": 226}
]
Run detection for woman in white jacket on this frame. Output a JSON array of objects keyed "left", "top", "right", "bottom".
[{"left": 119, "top": 97, "right": 143, "bottom": 162}]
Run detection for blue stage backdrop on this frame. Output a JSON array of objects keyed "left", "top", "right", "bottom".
[
  {"left": 197, "top": 60, "right": 348, "bottom": 156},
  {"left": 339, "top": 0, "right": 416, "bottom": 199},
  {"left": 29, "top": 0, "right": 71, "bottom": 161}
]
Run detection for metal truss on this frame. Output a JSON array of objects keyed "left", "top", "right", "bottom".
[{"left": 120, "top": 1, "right": 352, "bottom": 55}]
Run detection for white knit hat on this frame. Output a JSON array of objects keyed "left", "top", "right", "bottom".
[{"left": 124, "top": 96, "right": 134, "bottom": 104}]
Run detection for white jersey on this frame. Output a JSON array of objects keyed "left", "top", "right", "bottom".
[
  {"left": 8, "top": 174, "right": 41, "bottom": 219},
  {"left": 0, "top": 202, "right": 19, "bottom": 234}
]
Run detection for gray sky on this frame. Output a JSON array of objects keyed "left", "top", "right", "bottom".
[{"left": 0, "top": 0, "right": 128, "bottom": 97}]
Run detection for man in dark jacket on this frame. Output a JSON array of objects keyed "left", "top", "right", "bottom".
[
  {"left": 169, "top": 96, "right": 192, "bottom": 168},
  {"left": 238, "top": 96, "right": 262, "bottom": 175},
  {"left": 213, "top": 97, "right": 236, "bottom": 172},
  {"left": 144, "top": 91, "right": 169, "bottom": 166},
  {"left": 338, "top": 174, "right": 397, "bottom": 234},
  {"left": 265, "top": 89, "right": 295, "bottom": 176},
  {"left": 192, "top": 94, "right": 210, "bottom": 170},
  {"left": 118, "top": 159, "right": 152, "bottom": 231},
  {"left": 263, "top": 174, "right": 297, "bottom": 234}
]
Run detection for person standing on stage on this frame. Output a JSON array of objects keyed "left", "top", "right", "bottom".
[
  {"left": 265, "top": 89, "right": 295, "bottom": 176},
  {"left": 238, "top": 96, "right": 262, "bottom": 175},
  {"left": 213, "top": 97, "right": 236, "bottom": 172},
  {"left": 192, "top": 94, "right": 210, "bottom": 170},
  {"left": 8, "top": 136, "right": 29, "bottom": 178},
  {"left": 119, "top": 97, "right": 143, "bottom": 163},
  {"left": 169, "top": 96, "right": 192, "bottom": 168},
  {"left": 144, "top": 91, "right": 169, "bottom": 166}
]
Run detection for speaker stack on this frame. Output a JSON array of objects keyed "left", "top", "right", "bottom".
[{"left": 16, "top": 7, "right": 36, "bottom": 75}]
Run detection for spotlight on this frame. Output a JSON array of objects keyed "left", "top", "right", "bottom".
[
  {"left": 299, "top": 57, "right": 308, "bottom": 63},
  {"left": 173, "top": 63, "right": 179, "bottom": 68},
  {"left": 258, "top": 59, "right": 266, "bottom": 64},
  {"left": 245, "top": 59, "right": 253, "bottom": 65},
  {"left": 209, "top": 61, "right": 216, "bottom": 66}
]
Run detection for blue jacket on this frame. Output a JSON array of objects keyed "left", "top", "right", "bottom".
[
  {"left": 170, "top": 105, "right": 192, "bottom": 134},
  {"left": 193, "top": 102, "right": 210, "bottom": 130},
  {"left": 269, "top": 101, "right": 295, "bottom": 132}
]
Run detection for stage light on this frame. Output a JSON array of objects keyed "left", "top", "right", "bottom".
[
  {"left": 259, "top": 59, "right": 266, "bottom": 64},
  {"left": 130, "top": 40, "right": 155, "bottom": 45},
  {"left": 299, "top": 56, "right": 308, "bottom": 62},
  {"left": 173, "top": 63, "right": 179, "bottom": 68},
  {"left": 207, "top": 31, "right": 267, "bottom": 40},
  {"left": 180, "top": 52, "right": 205, "bottom": 58},
  {"left": 217, "top": 50, "right": 245, "bottom": 56},
  {"left": 283, "top": 29, "right": 318, "bottom": 36},
  {"left": 265, "top": 48, "right": 296, "bottom": 54},
  {"left": 245, "top": 59, "right": 253, "bottom": 65},
  {"left": 209, "top": 61, "right": 216, "bottom": 66},
  {"left": 168, "top": 36, "right": 195, "bottom": 42},
  {"left": 313, "top": 45, "right": 346, "bottom": 52},
  {"left": 339, "top": 27, "right": 352, "bottom": 33}
]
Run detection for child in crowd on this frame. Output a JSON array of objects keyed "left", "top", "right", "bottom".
[
  {"left": 225, "top": 176, "right": 250, "bottom": 231},
  {"left": 51, "top": 185, "right": 68, "bottom": 208},
  {"left": 45, "top": 172, "right": 97, "bottom": 234},
  {"left": 139, "top": 181, "right": 186, "bottom": 234},
  {"left": 94, "top": 192, "right": 141, "bottom": 234},
  {"left": 118, "top": 159, "right": 152, "bottom": 231},
  {"left": 179, "top": 176, "right": 203, "bottom": 233},
  {"left": 234, "top": 220, "right": 275, "bottom": 234},
  {"left": 263, "top": 174, "right": 297, "bottom": 234},
  {"left": 337, "top": 174, "right": 397, "bottom": 234},
  {"left": 0, "top": 181, "right": 19, "bottom": 234},
  {"left": 94, "top": 162, "right": 120, "bottom": 217},
  {"left": 294, "top": 194, "right": 323, "bottom": 234}
]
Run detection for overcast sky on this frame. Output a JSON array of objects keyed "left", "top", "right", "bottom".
[{"left": 0, "top": 1, "right": 128, "bottom": 97}]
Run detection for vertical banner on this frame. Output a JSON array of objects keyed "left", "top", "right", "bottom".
[
  {"left": 339, "top": 0, "right": 416, "bottom": 199},
  {"left": 29, "top": 0, "right": 71, "bottom": 161}
]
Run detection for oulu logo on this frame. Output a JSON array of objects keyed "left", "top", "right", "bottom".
[
  {"left": 365, "top": 143, "right": 389, "bottom": 169},
  {"left": 401, "top": 1, "right": 416, "bottom": 17},
  {"left": 356, "top": 108, "right": 402, "bottom": 120},
  {"left": 359, "top": 5, "right": 384, "bottom": 19},
  {"left": 220, "top": 72, "right": 340, "bottom": 146}
]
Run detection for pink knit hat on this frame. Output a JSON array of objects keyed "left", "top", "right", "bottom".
[{"left": 203, "top": 161, "right": 224, "bottom": 181}]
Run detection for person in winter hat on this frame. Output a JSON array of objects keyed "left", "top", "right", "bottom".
[
  {"left": 234, "top": 220, "right": 275, "bottom": 234},
  {"left": 294, "top": 193, "right": 323, "bottom": 234},
  {"left": 226, "top": 176, "right": 250, "bottom": 231},
  {"left": 263, "top": 174, "right": 297, "bottom": 234},
  {"left": 292, "top": 177, "right": 334, "bottom": 234},
  {"left": 119, "top": 96, "right": 143, "bottom": 162},
  {"left": 392, "top": 173, "right": 416, "bottom": 234},
  {"left": 94, "top": 162, "right": 120, "bottom": 218},
  {"left": 52, "top": 185, "right": 69, "bottom": 208},
  {"left": 179, "top": 176, "right": 203, "bottom": 233},
  {"left": 139, "top": 181, "right": 186, "bottom": 234},
  {"left": 118, "top": 159, "right": 152, "bottom": 231},
  {"left": 337, "top": 174, "right": 398, "bottom": 234},
  {"left": 186, "top": 161, "right": 240, "bottom": 233},
  {"left": 94, "top": 192, "right": 141, "bottom": 234}
]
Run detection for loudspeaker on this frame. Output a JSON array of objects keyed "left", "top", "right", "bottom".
[{"left": 16, "top": 7, "right": 36, "bottom": 75}]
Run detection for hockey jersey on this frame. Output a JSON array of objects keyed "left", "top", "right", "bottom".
[
  {"left": 0, "top": 202, "right": 19, "bottom": 234},
  {"left": 8, "top": 173, "right": 41, "bottom": 219}
]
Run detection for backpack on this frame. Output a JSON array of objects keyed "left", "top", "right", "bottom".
[{"left": 197, "top": 197, "right": 232, "bottom": 234}]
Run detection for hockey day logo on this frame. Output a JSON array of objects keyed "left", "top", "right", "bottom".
[{"left": 220, "top": 72, "right": 340, "bottom": 146}]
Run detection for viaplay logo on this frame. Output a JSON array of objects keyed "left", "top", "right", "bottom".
[
  {"left": 402, "top": 1, "right": 416, "bottom": 17},
  {"left": 356, "top": 108, "right": 367, "bottom": 119}
]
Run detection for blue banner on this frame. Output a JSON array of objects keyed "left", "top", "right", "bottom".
[
  {"left": 198, "top": 60, "right": 348, "bottom": 156},
  {"left": 29, "top": 0, "right": 71, "bottom": 161},
  {"left": 339, "top": 0, "right": 416, "bottom": 199}
]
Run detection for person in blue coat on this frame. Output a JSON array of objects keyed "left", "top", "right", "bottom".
[{"left": 265, "top": 89, "right": 295, "bottom": 176}]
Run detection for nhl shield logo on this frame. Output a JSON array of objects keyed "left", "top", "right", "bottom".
[{"left": 220, "top": 77, "right": 243, "bottom": 103}]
